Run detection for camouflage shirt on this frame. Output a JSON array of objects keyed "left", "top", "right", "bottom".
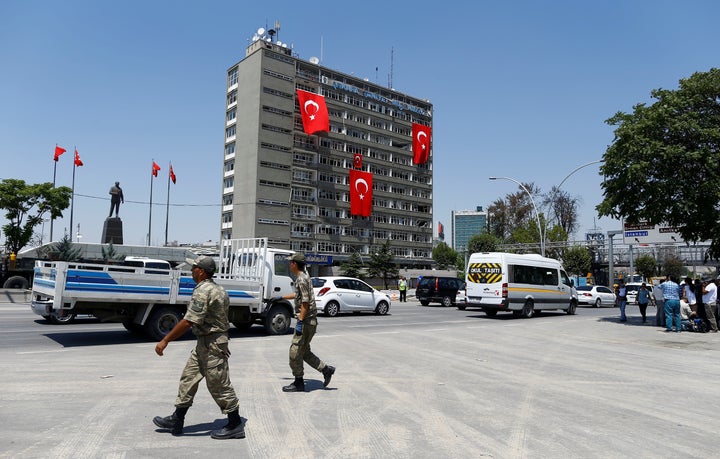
[
  {"left": 293, "top": 270, "right": 317, "bottom": 319},
  {"left": 184, "top": 278, "right": 230, "bottom": 336}
]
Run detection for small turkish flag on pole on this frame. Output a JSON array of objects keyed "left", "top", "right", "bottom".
[
  {"left": 412, "top": 123, "right": 432, "bottom": 165},
  {"left": 353, "top": 153, "right": 362, "bottom": 169},
  {"left": 152, "top": 161, "right": 161, "bottom": 177},
  {"left": 169, "top": 163, "right": 176, "bottom": 184},
  {"left": 349, "top": 169, "right": 373, "bottom": 217},
  {"left": 73, "top": 149, "right": 83, "bottom": 166},
  {"left": 296, "top": 89, "right": 330, "bottom": 136},
  {"left": 54, "top": 145, "right": 66, "bottom": 161}
]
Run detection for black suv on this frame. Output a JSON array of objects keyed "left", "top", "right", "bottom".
[{"left": 415, "top": 276, "right": 465, "bottom": 307}]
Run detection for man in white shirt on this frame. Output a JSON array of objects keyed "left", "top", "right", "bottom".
[{"left": 701, "top": 279, "right": 718, "bottom": 332}]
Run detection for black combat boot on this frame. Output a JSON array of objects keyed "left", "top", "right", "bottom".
[
  {"left": 211, "top": 409, "right": 245, "bottom": 440},
  {"left": 282, "top": 377, "right": 305, "bottom": 392},
  {"left": 153, "top": 406, "right": 188, "bottom": 436},
  {"left": 322, "top": 365, "right": 336, "bottom": 387}
]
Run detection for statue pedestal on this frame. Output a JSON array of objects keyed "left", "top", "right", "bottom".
[{"left": 102, "top": 218, "right": 124, "bottom": 244}]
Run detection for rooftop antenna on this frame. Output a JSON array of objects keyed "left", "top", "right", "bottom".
[
  {"left": 388, "top": 46, "right": 394, "bottom": 89},
  {"left": 320, "top": 36, "right": 324, "bottom": 64}
]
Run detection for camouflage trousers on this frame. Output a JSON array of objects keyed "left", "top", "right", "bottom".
[
  {"left": 289, "top": 318, "right": 326, "bottom": 378},
  {"left": 175, "top": 333, "right": 239, "bottom": 414}
]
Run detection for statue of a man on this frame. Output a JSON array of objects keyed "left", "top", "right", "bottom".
[{"left": 109, "top": 181, "right": 124, "bottom": 218}]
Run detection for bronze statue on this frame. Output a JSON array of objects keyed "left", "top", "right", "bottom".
[{"left": 109, "top": 181, "right": 124, "bottom": 218}]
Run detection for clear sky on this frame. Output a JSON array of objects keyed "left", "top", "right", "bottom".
[{"left": 1, "top": 0, "right": 719, "bottom": 249}]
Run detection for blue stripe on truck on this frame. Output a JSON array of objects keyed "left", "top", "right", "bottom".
[
  {"left": 65, "top": 283, "right": 170, "bottom": 295},
  {"left": 66, "top": 270, "right": 118, "bottom": 285}
]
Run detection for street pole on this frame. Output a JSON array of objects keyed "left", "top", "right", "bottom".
[{"left": 489, "top": 176, "right": 545, "bottom": 256}]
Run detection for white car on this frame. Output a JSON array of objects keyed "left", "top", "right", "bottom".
[
  {"left": 576, "top": 285, "right": 617, "bottom": 307},
  {"left": 311, "top": 277, "right": 391, "bottom": 317}
]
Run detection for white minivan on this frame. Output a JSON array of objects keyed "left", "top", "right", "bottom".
[{"left": 463, "top": 252, "right": 577, "bottom": 318}]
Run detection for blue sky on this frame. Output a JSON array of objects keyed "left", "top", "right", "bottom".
[{"left": 1, "top": 0, "right": 719, "bottom": 248}]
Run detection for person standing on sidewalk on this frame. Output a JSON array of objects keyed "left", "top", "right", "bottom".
[
  {"left": 277, "top": 252, "right": 335, "bottom": 392},
  {"left": 701, "top": 278, "right": 719, "bottom": 333},
  {"left": 637, "top": 282, "right": 650, "bottom": 323},
  {"left": 617, "top": 280, "right": 628, "bottom": 322},
  {"left": 153, "top": 256, "right": 245, "bottom": 439},
  {"left": 398, "top": 276, "right": 407, "bottom": 303},
  {"left": 660, "top": 275, "right": 682, "bottom": 332}
]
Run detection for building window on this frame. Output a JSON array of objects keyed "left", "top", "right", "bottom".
[
  {"left": 226, "top": 109, "right": 236, "bottom": 123},
  {"left": 226, "top": 125, "right": 236, "bottom": 139},
  {"left": 225, "top": 143, "right": 235, "bottom": 156},
  {"left": 228, "top": 67, "right": 238, "bottom": 87},
  {"left": 224, "top": 160, "right": 234, "bottom": 172},
  {"left": 227, "top": 90, "right": 237, "bottom": 106}
]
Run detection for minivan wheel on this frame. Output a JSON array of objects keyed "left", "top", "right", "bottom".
[
  {"left": 441, "top": 296, "right": 453, "bottom": 307},
  {"left": 567, "top": 301, "right": 577, "bottom": 315},
  {"left": 521, "top": 300, "right": 535, "bottom": 318}
]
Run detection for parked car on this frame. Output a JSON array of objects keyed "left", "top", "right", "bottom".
[
  {"left": 576, "top": 285, "right": 616, "bottom": 307},
  {"left": 416, "top": 276, "right": 465, "bottom": 307},
  {"left": 625, "top": 282, "right": 643, "bottom": 305},
  {"left": 311, "top": 277, "right": 391, "bottom": 317}
]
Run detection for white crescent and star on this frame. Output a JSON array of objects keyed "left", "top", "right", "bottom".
[
  {"left": 304, "top": 100, "right": 320, "bottom": 120},
  {"left": 354, "top": 178, "right": 369, "bottom": 200},
  {"left": 417, "top": 130, "right": 428, "bottom": 150}
]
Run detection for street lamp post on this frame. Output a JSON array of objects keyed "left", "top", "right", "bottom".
[{"left": 489, "top": 176, "right": 545, "bottom": 256}]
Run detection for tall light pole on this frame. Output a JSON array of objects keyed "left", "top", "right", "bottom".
[{"left": 489, "top": 176, "right": 545, "bottom": 256}]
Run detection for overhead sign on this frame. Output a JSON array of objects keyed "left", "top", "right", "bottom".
[{"left": 622, "top": 221, "right": 682, "bottom": 244}]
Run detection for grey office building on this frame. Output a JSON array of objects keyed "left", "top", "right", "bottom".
[
  {"left": 221, "top": 32, "right": 434, "bottom": 268},
  {"left": 452, "top": 207, "right": 488, "bottom": 253}
]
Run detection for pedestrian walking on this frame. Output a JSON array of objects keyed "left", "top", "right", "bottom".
[
  {"left": 276, "top": 252, "right": 335, "bottom": 392},
  {"left": 637, "top": 282, "right": 650, "bottom": 323},
  {"left": 399, "top": 276, "right": 407, "bottom": 302},
  {"left": 153, "top": 256, "right": 245, "bottom": 439}
]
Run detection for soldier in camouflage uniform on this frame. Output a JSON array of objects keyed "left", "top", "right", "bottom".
[
  {"left": 277, "top": 252, "right": 335, "bottom": 392},
  {"left": 152, "top": 256, "right": 245, "bottom": 439}
]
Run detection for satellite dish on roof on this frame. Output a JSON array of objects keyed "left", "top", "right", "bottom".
[
  {"left": 252, "top": 34, "right": 259, "bottom": 42},
  {"left": 309, "top": 56, "right": 319, "bottom": 64},
  {"left": 257, "top": 27, "right": 265, "bottom": 35},
  {"left": 276, "top": 41, "right": 282, "bottom": 46}
]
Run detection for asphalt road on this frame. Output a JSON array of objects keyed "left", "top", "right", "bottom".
[{"left": 1, "top": 299, "right": 719, "bottom": 458}]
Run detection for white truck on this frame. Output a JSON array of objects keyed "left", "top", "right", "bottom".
[{"left": 30, "top": 238, "right": 297, "bottom": 339}]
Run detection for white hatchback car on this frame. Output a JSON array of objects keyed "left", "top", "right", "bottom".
[
  {"left": 576, "top": 285, "right": 617, "bottom": 307},
  {"left": 311, "top": 277, "right": 391, "bottom": 317}
]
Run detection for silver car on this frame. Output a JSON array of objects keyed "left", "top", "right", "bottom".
[
  {"left": 576, "top": 285, "right": 616, "bottom": 307},
  {"left": 311, "top": 276, "right": 391, "bottom": 317}
]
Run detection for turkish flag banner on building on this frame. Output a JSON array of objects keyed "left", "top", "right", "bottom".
[
  {"left": 54, "top": 145, "right": 66, "bottom": 161},
  {"left": 297, "top": 89, "right": 329, "bottom": 136},
  {"left": 169, "top": 163, "right": 176, "bottom": 184},
  {"left": 353, "top": 153, "right": 362, "bottom": 169},
  {"left": 74, "top": 149, "right": 83, "bottom": 166},
  {"left": 412, "top": 123, "right": 432, "bottom": 165},
  {"left": 349, "top": 169, "right": 373, "bottom": 217},
  {"left": 152, "top": 161, "right": 161, "bottom": 177}
]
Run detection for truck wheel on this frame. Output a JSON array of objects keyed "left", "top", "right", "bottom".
[
  {"left": 48, "top": 312, "right": 76, "bottom": 325},
  {"left": 3, "top": 275, "right": 29, "bottom": 289},
  {"left": 264, "top": 305, "right": 291, "bottom": 335},
  {"left": 145, "top": 307, "right": 183, "bottom": 341}
]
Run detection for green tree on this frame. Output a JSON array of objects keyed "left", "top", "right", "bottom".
[
  {"left": 635, "top": 254, "right": 657, "bottom": 281},
  {"left": 432, "top": 241, "right": 457, "bottom": 269},
  {"left": 562, "top": 246, "right": 592, "bottom": 277},
  {"left": 662, "top": 254, "right": 685, "bottom": 279},
  {"left": 49, "top": 233, "right": 81, "bottom": 261},
  {"left": 467, "top": 232, "right": 501, "bottom": 253},
  {"left": 101, "top": 242, "right": 124, "bottom": 263},
  {"left": 597, "top": 68, "right": 720, "bottom": 257},
  {"left": 366, "top": 240, "right": 398, "bottom": 290},
  {"left": 339, "top": 251, "right": 364, "bottom": 279},
  {"left": 0, "top": 179, "right": 72, "bottom": 254}
]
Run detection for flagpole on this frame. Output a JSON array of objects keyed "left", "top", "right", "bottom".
[
  {"left": 69, "top": 149, "right": 76, "bottom": 242},
  {"left": 164, "top": 163, "right": 171, "bottom": 246},
  {"left": 148, "top": 163, "right": 154, "bottom": 246},
  {"left": 50, "top": 159, "right": 57, "bottom": 243}
]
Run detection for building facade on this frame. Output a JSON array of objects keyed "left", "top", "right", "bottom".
[
  {"left": 452, "top": 207, "right": 488, "bottom": 253},
  {"left": 221, "top": 34, "right": 434, "bottom": 267}
]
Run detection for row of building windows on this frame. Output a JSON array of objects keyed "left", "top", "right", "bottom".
[
  {"left": 263, "top": 68, "right": 294, "bottom": 82},
  {"left": 263, "top": 105, "right": 293, "bottom": 117}
]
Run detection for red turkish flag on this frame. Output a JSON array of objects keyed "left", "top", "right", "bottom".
[
  {"left": 412, "top": 123, "right": 432, "bottom": 165},
  {"left": 349, "top": 169, "right": 373, "bottom": 217},
  {"left": 54, "top": 145, "right": 66, "bottom": 161},
  {"left": 152, "top": 161, "right": 161, "bottom": 177},
  {"left": 169, "top": 163, "right": 176, "bottom": 184},
  {"left": 296, "top": 89, "right": 329, "bottom": 135},
  {"left": 73, "top": 149, "right": 83, "bottom": 166},
  {"left": 353, "top": 153, "right": 362, "bottom": 169}
]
